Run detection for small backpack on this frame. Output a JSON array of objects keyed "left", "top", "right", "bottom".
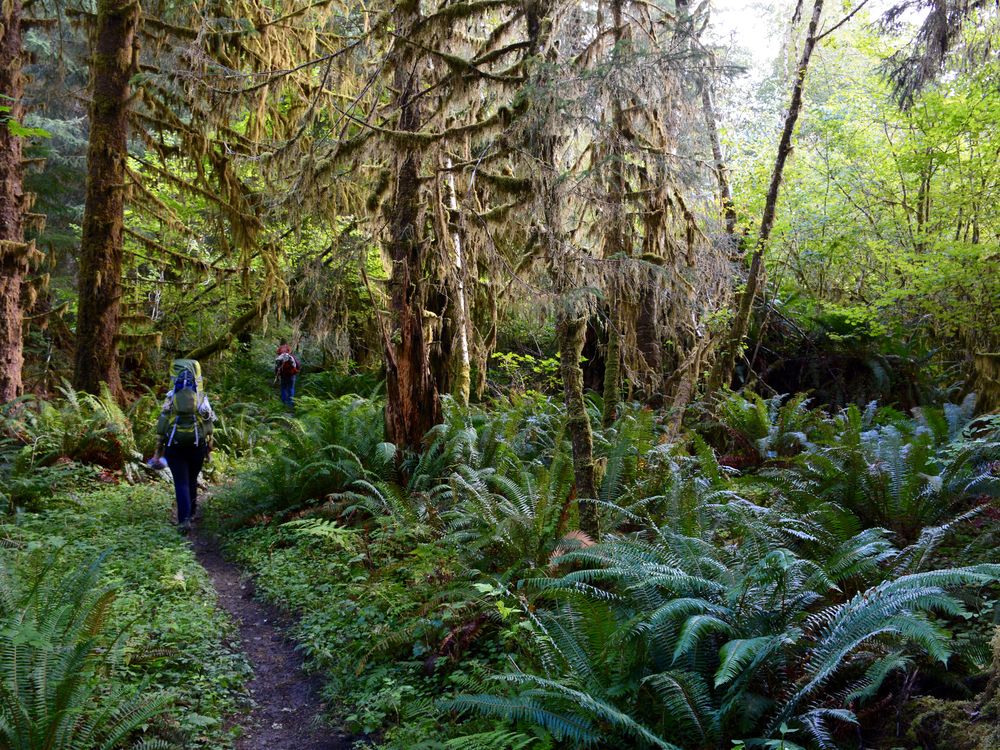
[
  {"left": 159, "top": 359, "right": 212, "bottom": 448},
  {"left": 276, "top": 352, "right": 300, "bottom": 377}
]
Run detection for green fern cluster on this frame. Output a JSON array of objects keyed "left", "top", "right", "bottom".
[
  {"left": 708, "top": 391, "right": 821, "bottom": 465},
  {"left": 213, "top": 395, "right": 394, "bottom": 525},
  {"left": 214, "top": 390, "right": 997, "bottom": 749},
  {"left": 209, "top": 402, "right": 281, "bottom": 459},
  {"left": 0, "top": 553, "right": 171, "bottom": 750},
  {"left": 432, "top": 394, "right": 999, "bottom": 749},
  {"left": 448, "top": 515, "right": 998, "bottom": 748},
  {"left": 766, "top": 401, "right": 999, "bottom": 542},
  {"left": 0, "top": 383, "right": 146, "bottom": 471},
  {"left": 0, "top": 384, "right": 151, "bottom": 511}
]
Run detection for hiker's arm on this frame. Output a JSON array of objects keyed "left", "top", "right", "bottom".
[
  {"left": 153, "top": 405, "right": 170, "bottom": 459},
  {"left": 199, "top": 395, "right": 217, "bottom": 452}
]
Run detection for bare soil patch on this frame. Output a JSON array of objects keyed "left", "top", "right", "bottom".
[{"left": 190, "top": 530, "right": 352, "bottom": 750}]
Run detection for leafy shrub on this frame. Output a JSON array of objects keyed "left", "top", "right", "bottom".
[
  {"left": 489, "top": 352, "right": 561, "bottom": 394},
  {"left": 0, "top": 383, "right": 144, "bottom": 482}
]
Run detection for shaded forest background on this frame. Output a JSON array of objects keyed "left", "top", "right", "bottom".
[{"left": 1, "top": 0, "right": 997, "bottom": 422}]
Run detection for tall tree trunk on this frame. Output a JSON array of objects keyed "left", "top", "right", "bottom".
[
  {"left": 382, "top": 2, "right": 441, "bottom": 450},
  {"left": 526, "top": 0, "right": 599, "bottom": 539},
  {"left": 73, "top": 0, "right": 138, "bottom": 397},
  {"left": 0, "top": 0, "right": 27, "bottom": 401},
  {"left": 636, "top": 279, "right": 662, "bottom": 400},
  {"left": 601, "top": 321, "right": 620, "bottom": 427},
  {"left": 710, "top": 0, "right": 824, "bottom": 391},
  {"left": 446, "top": 158, "right": 471, "bottom": 407},
  {"left": 600, "top": 0, "right": 626, "bottom": 424},
  {"left": 558, "top": 308, "right": 600, "bottom": 539},
  {"left": 701, "top": 84, "right": 739, "bottom": 246}
]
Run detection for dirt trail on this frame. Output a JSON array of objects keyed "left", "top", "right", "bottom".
[{"left": 190, "top": 530, "right": 352, "bottom": 750}]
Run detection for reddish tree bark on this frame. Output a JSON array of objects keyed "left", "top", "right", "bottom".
[
  {"left": 73, "top": 0, "right": 138, "bottom": 397},
  {"left": 0, "top": 0, "right": 27, "bottom": 402},
  {"left": 382, "top": 1, "right": 441, "bottom": 451}
]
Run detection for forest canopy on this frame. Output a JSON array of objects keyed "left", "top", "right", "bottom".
[{"left": 1, "top": 0, "right": 996, "bottom": 413}]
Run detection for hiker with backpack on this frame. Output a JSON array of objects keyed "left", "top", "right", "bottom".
[
  {"left": 274, "top": 340, "right": 300, "bottom": 409},
  {"left": 150, "top": 359, "right": 216, "bottom": 533}
]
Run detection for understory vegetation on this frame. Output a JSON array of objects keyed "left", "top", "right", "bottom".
[
  {"left": 1, "top": 373, "right": 998, "bottom": 748},
  {"left": 196, "top": 390, "right": 999, "bottom": 749},
  {"left": 1, "top": 345, "right": 998, "bottom": 750}
]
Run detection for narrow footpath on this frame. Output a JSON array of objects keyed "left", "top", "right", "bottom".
[{"left": 190, "top": 530, "right": 352, "bottom": 750}]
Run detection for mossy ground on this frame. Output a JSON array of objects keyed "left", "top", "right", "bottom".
[{"left": 895, "top": 631, "right": 1000, "bottom": 750}]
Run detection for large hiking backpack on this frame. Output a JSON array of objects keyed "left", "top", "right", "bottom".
[
  {"left": 275, "top": 352, "right": 300, "bottom": 377},
  {"left": 160, "top": 359, "right": 212, "bottom": 448},
  {"left": 170, "top": 358, "right": 203, "bottom": 389}
]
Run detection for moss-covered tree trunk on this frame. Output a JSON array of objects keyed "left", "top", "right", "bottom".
[
  {"left": 73, "top": 0, "right": 138, "bottom": 397},
  {"left": 702, "top": 84, "right": 738, "bottom": 247},
  {"left": 525, "top": 0, "right": 599, "bottom": 539},
  {"left": 0, "top": 0, "right": 27, "bottom": 401},
  {"left": 601, "top": 322, "right": 620, "bottom": 427},
  {"left": 446, "top": 160, "right": 472, "bottom": 407},
  {"left": 382, "top": 1, "right": 441, "bottom": 451},
  {"left": 558, "top": 308, "right": 600, "bottom": 539},
  {"left": 600, "top": 0, "right": 626, "bottom": 425},
  {"left": 636, "top": 282, "right": 662, "bottom": 399}
]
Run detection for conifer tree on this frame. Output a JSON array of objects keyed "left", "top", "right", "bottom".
[
  {"left": 0, "top": 0, "right": 28, "bottom": 401},
  {"left": 68, "top": 0, "right": 325, "bottom": 393},
  {"left": 72, "top": 0, "right": 139, "bottom": 396},
  {"left": 0, "top": 0, "right": 43, "bottom": 400},
  {"left": 256, "top": 0, "right": 546, "bottom": 450}
]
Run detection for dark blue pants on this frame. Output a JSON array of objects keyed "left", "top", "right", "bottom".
[
  {"left": 165, "top": 444, "right": 206, "bottom": 524},
  {"left": 280, "top": 375, "right": 296, "bottom": 407}
]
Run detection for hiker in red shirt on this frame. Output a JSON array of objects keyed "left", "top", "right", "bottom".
[{"left": 274, "top": 339, "right": 300, "bottom": 408}]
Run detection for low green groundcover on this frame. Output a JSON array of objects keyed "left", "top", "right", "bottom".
[{"left": 0, "top": 485, "right": 251, "bottom": 749}]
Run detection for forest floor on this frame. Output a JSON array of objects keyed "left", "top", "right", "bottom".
[{"left": 190, "top": 525, "right": 352, "bottom": 750}]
